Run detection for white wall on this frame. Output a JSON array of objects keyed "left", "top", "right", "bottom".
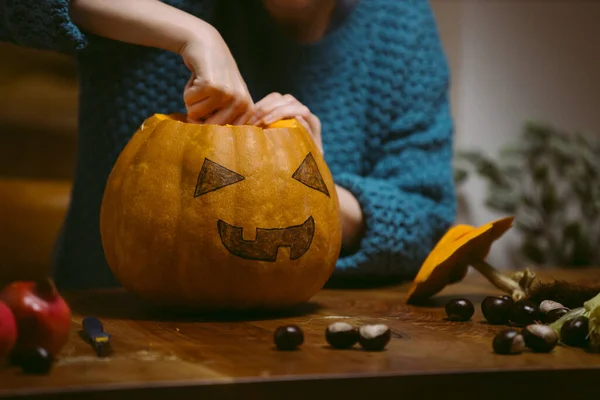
[{"left": 431, "top": 1, "right": 600, "bottom": 269}]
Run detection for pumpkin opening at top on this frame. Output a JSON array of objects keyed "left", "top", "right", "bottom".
[{"left": 99, "top": 113, "right": 342, "bottom": 311}]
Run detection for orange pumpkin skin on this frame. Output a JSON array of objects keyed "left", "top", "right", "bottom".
[{"left": 99, "top": 114, "right": 342, "bottom": 311}]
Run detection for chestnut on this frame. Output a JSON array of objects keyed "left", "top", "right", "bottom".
[
  {"left": 273, "top": 325, "right": 304, "bottom": 350},
  {"left": 560, "top": 316, "right": 589, "bottom": 348},
  {"left": 544, "top": 307, "right": 569, "bottom": 324},
  {"left": 358, "top": 324, "right": 391, "bottom": 351},
  {"left": 325, "top": 322, "right": 359, "bottom": 349},
  {"left": 500, "top": 295, "right": 514, "bottom": 306},
  {"left": 481, "top": 296, "right": 512, "bottom": 325},
  {"left": 19, "top": 347, "right": 53, "bottom": 375},
  {"left": 492, "top": 329, "right": 525, "bottom": 355},
  {"left": 508, "top": 300, "right": 540, "bottom": 326},
  {"left": 445, "top": 298, "right": 475, "bottom": 321},
  {"left": 539, "top": 300, "right": 565, "bottom": 314},
  {"left": 521, "top": 324, "right": 558, "bottom": 352}
]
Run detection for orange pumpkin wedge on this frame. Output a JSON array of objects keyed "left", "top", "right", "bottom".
[
  {"left": 407, "top": 224, "right": 479, "bottom": 301},
  {"left": 407, "top": 216, "right": 536, "bottom": 303}
]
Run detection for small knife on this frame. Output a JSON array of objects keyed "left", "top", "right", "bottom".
[{"left": 82, "top": 316, "right": 112, "bottom": 357}]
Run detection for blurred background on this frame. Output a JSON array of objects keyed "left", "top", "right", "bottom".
[{"left": 0, "top": 1, "right": 599, "bottom": 285}]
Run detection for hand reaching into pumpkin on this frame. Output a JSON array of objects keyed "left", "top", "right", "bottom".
[
  {"left": 70, "top": 0, "right": 255, "bottom": 126},
  {"left": 248, "top": 93, "right": 324, "bottom": 154},
  {"left": 180, "top": 32, "right": 255, "bottom": 125}
]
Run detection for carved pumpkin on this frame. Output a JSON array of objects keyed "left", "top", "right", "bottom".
[{"left": 99, "top": 114, "right": 342, "bottom": 311}]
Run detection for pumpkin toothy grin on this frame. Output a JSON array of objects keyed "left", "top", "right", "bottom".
[{"left": 217, "top": 216, "right": 315, "bottom": 261}]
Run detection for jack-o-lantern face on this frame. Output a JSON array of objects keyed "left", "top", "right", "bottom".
[
  {"left": 194, "top": 153, "right": 328, "bottom": 262},
  {"left": 100, "top": 114, "right": 342, "bottom": 311}
]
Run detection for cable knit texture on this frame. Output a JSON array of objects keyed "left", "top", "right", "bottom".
[{"left": 0, "top": 0, "right": 456, "bottom": 289}]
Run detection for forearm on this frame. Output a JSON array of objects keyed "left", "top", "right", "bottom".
[
  {"left": 69, "top": 0, "right": 214, "bottom": 53},
  {"left": 335, "top": 184, "right": 365, "bottom": 253}
]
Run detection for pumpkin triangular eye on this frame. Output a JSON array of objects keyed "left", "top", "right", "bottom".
[
  {"left": 194, "top": 159, "right": 245, "bottom": 197},
  {"left": 292, "top": 153, "right": 330, "bottom": 197}
]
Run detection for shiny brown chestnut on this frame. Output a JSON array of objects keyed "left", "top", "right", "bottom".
[
  {"left": 19, "top": 347, "right": 54, "bottom": 375},
  {"left": 544, "top": 307, "right": 569, "bottom": 324},
  {"left": 508, "top": 300, "right": 540, "bottom": 326},
  {"left": 445, "top": 298, "right": 475, "bottom": 321},
  {"left": 325, "top": 322, "right": 359, "bottom": 349},
  {"left": 493, "top": 329, "right": 525, "bottom": 355},
  {"left": 481, "top": 296, "right": 512, "bottom": 325},
  {"left": 539, "top": 300, "right": 565, "bottom": 314},
  {"left": 358, "top": 324, "right": 391, "bottom": 351},
  {"left": 273, "top": 325, "right": 304, "bottom": 350},
  {"left": 521, "top": 324, "right": 558, "bottom": 352},
  {"left": 560, "top": 316, "right": 589, "bottom": 348}
]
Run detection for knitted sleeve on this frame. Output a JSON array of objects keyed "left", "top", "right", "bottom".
[
  {"left": 333, "top": 3, "right": 456, "bottom": 280},
  {"left": 0, "top": 0, "right": 87, "bottom": 53}
]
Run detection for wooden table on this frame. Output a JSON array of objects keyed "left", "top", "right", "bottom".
[{"left": 1, "top": 268, "right": 599, "bottom": 399}]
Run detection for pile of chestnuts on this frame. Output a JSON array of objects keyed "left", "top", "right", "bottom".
[
  {"left": 444, "top": 295, "right": 591, "bottom": 355},
  {"left": 273, "top": 322, "right": 391, "bottom": 352}
]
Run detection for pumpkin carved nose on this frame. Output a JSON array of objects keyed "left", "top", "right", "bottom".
[{"left": 217, "top": 216, "right": 315, "bottom": 262}]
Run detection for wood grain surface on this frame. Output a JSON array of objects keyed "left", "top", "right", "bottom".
[{"left": 1, "top": 267, "right": 599, "bottom": 400}]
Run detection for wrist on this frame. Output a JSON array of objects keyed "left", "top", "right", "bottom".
[
  {"left": 70, "top": 0, "right": 218, "bottom": 55},
  {"left": 335, "top": 184, "right": 365, "bottom": 253},
  {"left": 175, "top": 21, "right": 220, "bottom": 56}
]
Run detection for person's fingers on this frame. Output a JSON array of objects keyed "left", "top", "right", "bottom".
[
  {"left": 295, "top": 115, "right": 311, "bottom": 131},
  {"left": 261, "top": 103, "right": 311, "bottom": 125},
  {"left": 186, "top": 91, "right": 229, "bottom": 121},
  {"left": 247, "top": 93, "right": 280, "bottom": 125},
  {"left": 304, "top": 113, "right": 321, "bottom": 138},
  {"left": 183, "top": 76, "right": 212, "bottom": 105},
  {"left": 247, "top": 93, "right": 296, "bottom": 125},
  {"left": 294, "top": 115, "right": 323, "bottom": 153},
  {"left": 204, "top": 98, "right": 252, "bottom": 125},
  {"left": 232, "top": 106, "right": 255, "bottom": 125}
]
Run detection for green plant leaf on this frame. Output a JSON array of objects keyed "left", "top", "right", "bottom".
[
  {"left": 521, "top": 239, "right": 546, "bottom": 264},
  {"left": 484, "top": 196, "right": 518, "bottom": 214},
  {"left": 519, "top": 194, "right": 538, "bottom": 210},
  {"left": 570, "top": 226, "right": 594, "bottom": 266},
  {"left": 515, "top": 220, "right": 543, "bottom": 236},
  {"left": 541, "top": 181, "right": 558, "bottom": 214},
  {"left": 454, "top": 120, "right": 600, "bottom": 267},
  {"left": 456, "top": 151, "right": 510, "bottom": 188},
  {"left": 532, "top": 164, "right": 549, "bottom": 182},
  {"left": 563, "top": 221, "right": 581, "bottom": 241},
  {"left": 453, "top": 168, "right": 468, "bottom": 184}
]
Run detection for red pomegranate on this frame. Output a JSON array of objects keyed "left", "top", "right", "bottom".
[
  {"left": 0, "top": 278, "right": 71, "bottom": 358},
  {"left": 0, "top": 301, "right": 17, "bottom": 361}
]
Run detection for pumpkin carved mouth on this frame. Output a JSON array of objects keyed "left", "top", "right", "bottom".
[{"left": 217, "top": 216, "right": 315, "bottom": 262}]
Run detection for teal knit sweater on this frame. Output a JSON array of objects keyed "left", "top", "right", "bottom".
[{"left": 0, "top": 0, "right": 456, "bottom": 290}]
